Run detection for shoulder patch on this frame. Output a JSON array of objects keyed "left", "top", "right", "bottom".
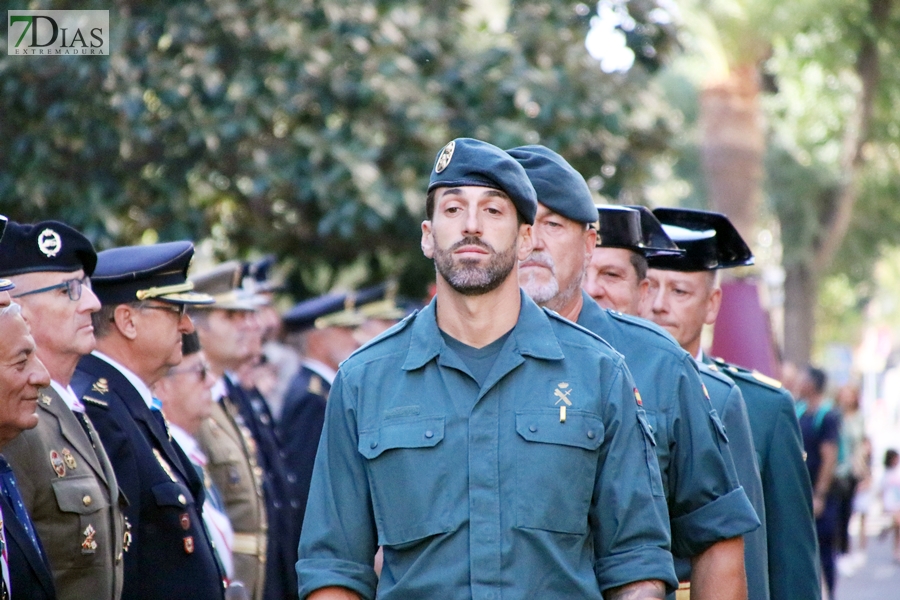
[{"left": 82, "top": 395, "right": 109, "bottom": 408}]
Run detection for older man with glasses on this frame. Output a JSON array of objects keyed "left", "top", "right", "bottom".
[
  {"left": 71, "top": 241, "right": 228, "bottom": 600},
  {"left": 0, "top": 220, "right": 127, "bottom": 600}
]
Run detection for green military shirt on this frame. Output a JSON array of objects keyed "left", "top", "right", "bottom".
[
  {"left": 695, "top": 362, "right": 768, "bottom": 600},
  {"left": 705, "top": 357, "right": 821, "bottom": 600},
  {"left": 297, "top": 292, "right": 677, "bottom": 599},
  {"left": 576, "top": 292, "right": 759, "bottom": 559}
]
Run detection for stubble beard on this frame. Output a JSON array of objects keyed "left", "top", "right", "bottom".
[{"left": 433, "top": 235, "right": 518, "bottom": 297}]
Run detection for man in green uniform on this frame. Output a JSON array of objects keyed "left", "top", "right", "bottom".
[
  {"left": 642, "top": 208, "right": 821, "bottom": 600},
  {"left": 0, "top": 220, "right": 127, "bottom": 600},
  {"left": 297, "top": 138, "right": 677, "bottom": 600},
  {"left": 192, "top": 262, "right": 269, "bottom": 600},
  {"left": 509, "top": 145, "right": 759, "bottom": 600}
]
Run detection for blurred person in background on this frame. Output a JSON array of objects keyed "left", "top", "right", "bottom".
[
  {"left": 834, "top": 382, "right": 865, "bottom": 575},
  {"left": 880, "top": 449, "right": 900, "bottom": 562},
  {"left": 796, "top": 365, "right": 840, "bottom": 599},
  {"left": 153, "top": 332, "right": 236, "bottom": 584}
]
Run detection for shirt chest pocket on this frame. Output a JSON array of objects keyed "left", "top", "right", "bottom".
[
  {"left": 514, "top": 409, "right": 604, "bottom": 535},
  {"left": 51, "top": 476, "right": 109, "bottom": 561},
  {"left": 358, "top": 416, "right": 461, "bottom": 546}
]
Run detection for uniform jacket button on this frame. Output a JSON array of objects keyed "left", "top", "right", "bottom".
[
  {"left": 82, "top": 495, "right": 92, "bottom": 506},
  {"left": 424, "top": 430, "right": 434, "bottom": 439},
  {"left": 178, "top": 494, "right": 187, "bottom": 505},
  {"left": 529, "top": 425, "right": 537, "bottom": 433}
]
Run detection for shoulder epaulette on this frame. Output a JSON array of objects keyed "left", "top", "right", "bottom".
[
  {"left": 82, "top": 395, "right": 109, "bottom": 408},
  {"left": 712, "top": 357, "right": 783, "bottom": 390}
]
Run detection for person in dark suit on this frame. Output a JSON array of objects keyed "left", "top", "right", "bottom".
[
  {"left": 0, "top": 301, "right": 56, "bottom": 600},
  {"left": 71, "top": 241, "right": 226, "bottom": 600},
  {"left": 0, "top": 220, "right": 126, "bottom": 600}
]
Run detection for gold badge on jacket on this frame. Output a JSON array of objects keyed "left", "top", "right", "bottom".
[
  {"left": 61, "top": 448, "right": 77, "bottom": 470},
  {"left": 49, "top": 450, "right": 66, "bottom": 477},
  {"left": 82, "top": 524, "right": 98, "bottom": 553},
  {"left": 91, "top": 378, "right": 109, "bottom": 394},
  {"left": 123, "top": 518, "right": 133, "bottom": 552},
  {"left": 183, "top": 536, "right": 194, "bottom": 554},
  {"left": 39, "top": 393, "right": 52, "bottom": 406}
]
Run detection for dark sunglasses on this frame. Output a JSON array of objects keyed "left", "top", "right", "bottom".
[{"left": 13, "top": 275, "right": 91, "bottom": 302}]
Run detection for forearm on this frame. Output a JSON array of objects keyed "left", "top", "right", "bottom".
[
  {"left": 815, "top": 442, "right": 839, "bottom": 498},
  {"left": 605, "top": 580, "right": 666, "bottom": 599},
  {"left": 307, "top": 587, "right": 361, "bottom": 600},
  {"left": 690, "top": 537, "right": 746, "bottom": 600}
]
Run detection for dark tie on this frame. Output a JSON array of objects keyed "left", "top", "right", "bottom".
[
  {"left": 0, "top": 456, "right": 42, "bottom": 555},
  {"left": 74, "top": 410, "right": 95, "bottom": 447}
]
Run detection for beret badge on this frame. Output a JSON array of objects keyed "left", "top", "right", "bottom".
[
  {"left": 434, "top": 140, "right": 455, "bottom": 174},
  {"left": 38, "top": 228, "right": 62, "bottom": 258}
]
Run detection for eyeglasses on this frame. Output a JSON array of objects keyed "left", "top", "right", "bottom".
[
  {"left": 166, "top": 362, "right": 210, "bottom": 382},
  {"left": 13, "top": 276, "right": 91, "bottom": 302},
  {"left": 140, "top": 302, "right": 187, "bottom": 319}
]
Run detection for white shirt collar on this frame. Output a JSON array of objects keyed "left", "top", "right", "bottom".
[
  {"left": 302, "top": 358, "right": 337, "bottom": 385},
  {"left": 91, "top": 350, "right": 155, "bottom": 410},
  {"left": 169, "top": 424, "right": 207, "bottom": 467},
  {"left": 210, "top": 377, "right": 228, "bottom": 403},
  {"left": 49, "top": 380, "right": 85, "bottom": 413}
]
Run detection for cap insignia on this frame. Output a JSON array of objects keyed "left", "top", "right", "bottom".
[
  {"left": 435, "top": 140, "right": 455, "bottom": 174},
  {"left": 37, "top": 228, "right": 62, "bottom": 257}
]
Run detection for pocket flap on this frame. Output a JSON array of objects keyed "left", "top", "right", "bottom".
[
  {"left": 359, "top": 416, "right": 445, "bottom": 459},
  {"left": 51, "top": 477, "right": 108, "bottom": 515},
  {"left": 515, "top": 410, "right": 603, "bottom": 451},
  {"left": 151, "top": 481, "right": 195, "bottom": 508}
]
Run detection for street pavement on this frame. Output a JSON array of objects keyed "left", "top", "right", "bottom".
[{"left": 835, "top": 514, "right": 900, "bottom": 600}]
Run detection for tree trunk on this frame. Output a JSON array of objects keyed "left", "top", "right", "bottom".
[
  {"left": 699, "top": 63, "right": 765, "bottom": 244},
  {"left": 783, "top": 260, "right": 816, "bottom": 366}
]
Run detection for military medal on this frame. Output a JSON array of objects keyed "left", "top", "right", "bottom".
[
  {"left": 183, "top": 536, "right": 194, "bottom": 554},
  {"left": 82, "top": 524, "right": 97, "bottom": 553},
  {"left": 180, "top": 513, "right": 190, "bottom": 530},
  {"left": 634, "top": 387, "right": 643, "bottom": 407},
  {"left": 123, "top": 518, "right": 133, "bottom": 552},
  {"left": 49, "top": 450, "right": 66, "bottom": 477},
  {"left": 39, "top": 393, "right": 52, "bottom": 406},
  {"left": 152, "top": 449, "right": 179, "bottom": 483},
  {"left": 62, "top": 448, "right": 77, "bottom": 470}
]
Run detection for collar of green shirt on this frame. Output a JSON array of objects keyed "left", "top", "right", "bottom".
[{"left": 402, "top": 289, "right": 565, "bottom": 371}]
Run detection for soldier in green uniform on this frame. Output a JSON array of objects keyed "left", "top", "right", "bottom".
[
  {"left": 297, "top": 138, "right": 677, "bottom": 599},
  {"left": 0, "top": 220, "right": 127, "bottom": 600},
  {"left": 192, "top": 262, "right": 269, "bottom": 600},
  {"left": 642, "top": 208, "right": 821, "bottom": 600},
  {"left": 509, "top": 145, "right": 759, "bottom": 600}
]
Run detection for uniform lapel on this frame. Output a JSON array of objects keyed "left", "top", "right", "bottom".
[{"left": 39, "top": 387, "right": 107, "bottom": 484}]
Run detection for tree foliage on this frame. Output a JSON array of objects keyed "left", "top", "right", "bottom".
[{"left": 1, "top": 0, "right": 679, "bottom": 299}]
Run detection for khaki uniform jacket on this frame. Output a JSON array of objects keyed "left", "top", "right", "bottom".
[
  {"left": 198, "top": 394, "right": 267, "bottom": 600},
  {"left": 4, "top": 385, "right": 125, "bottom": 600}
]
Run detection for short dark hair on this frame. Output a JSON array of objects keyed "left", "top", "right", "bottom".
[
  {"left": 885, "top": 449, "right": 899, "bottom": 469},
  {"left": 425, "top": 188, "right": 526, "bottom": 226},
  {"left": 91, "top": 304, "right": 119, "bottom": 338},
  {"left": 629, "top": 251, "right": 648, "bottom": 282},
  {"left": 805, "top": 366, "right": 828, "bottom": 394}
]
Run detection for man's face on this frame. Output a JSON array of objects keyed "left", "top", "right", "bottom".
[
  {"left": 13, "top": 270, "right": 101, "bottom": 369},
  {"left": 583, "top": 247, "right": 647, "bottom": 315},
  {"left": 156, "top": 351, "right": 215, "bottom": 434},
  {"left": 421, "top": 186, "right": 532, "bottom": 296},
  {"left": 640, "top": 269, "right": 721, "bottom": 355},
  {"left": 134, "top": 302, "right": 195, "bottom": 374},
  {"left": 0, "top": 311, "right": 50, "bottom": 444},
  {"left": 519, "top": 204, "right": 595, "bottom": 313},
  {"left": 198, "top": 309, "right": 261, "bottom": 372}
]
